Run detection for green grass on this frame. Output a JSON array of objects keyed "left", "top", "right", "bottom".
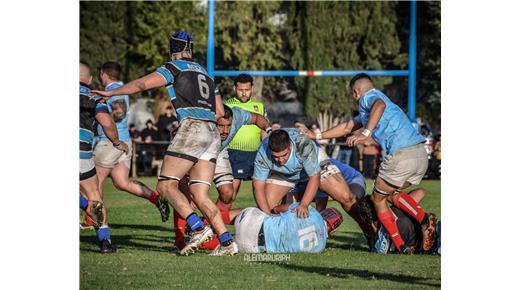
[{"left": 80, "top": 178, "right": 441, "bottom": 289}]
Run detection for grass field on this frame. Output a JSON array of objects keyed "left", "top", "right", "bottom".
[{"left": 80, "top": 178, "right": 441, "bottom": 289}]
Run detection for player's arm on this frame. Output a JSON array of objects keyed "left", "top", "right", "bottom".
[
  {"left": 252, "top": 150, "right": 273, "bottom": 215},
  {"left": 293, "top": 173, "right": 319, "bottom": 219},
  {"left": 250, "top": 113, "right": 271, "bottom": 133},
  {"left": 95, "top": 111, "right": 128, "bottom": 153},
  {"left": 215, "top": 93, "right": 224, "bottom": 119},
  {"left": 91, "top": 72, "right": 167, "bottom": 98},
  {"left": 252, "top": 179, "right": 272, "bottom": 215},
  {"left": 347, "top": 99, "right": 385, "bottom": 146}
]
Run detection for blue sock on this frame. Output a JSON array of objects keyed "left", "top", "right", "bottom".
[
  {"left": 96, "top": 225, "right": 111, "bottom": 242},
  {"left": 218, "top": 232, "right": 233, "bottom": 246},
  {"left": 80, "top": 195, "right": 88, "bottom": 210},
  {"left": 186, "top": 213, "right": 204, "bottom": 232}
]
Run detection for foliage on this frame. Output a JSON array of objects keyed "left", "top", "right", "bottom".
[
  {"left": 285, "top": 1, "right": 407, "bottom": 127},
  {"left": 80, "top": 1, "right": 440, "bottom": 125}
]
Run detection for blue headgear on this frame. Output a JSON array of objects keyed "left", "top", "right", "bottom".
[{"left": 169, "top": 31, "right": 194, "bottom": 56}]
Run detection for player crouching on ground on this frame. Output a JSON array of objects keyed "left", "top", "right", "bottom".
[
  {"left": 358, "top": 190, "right": 441, "bottom": 255},
  {"left": 234, "top": 203, "right": 343, "bottom": 253}
]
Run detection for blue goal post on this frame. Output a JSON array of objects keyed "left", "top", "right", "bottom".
[{"left": 206, "top": 0, "right": 417, "bottom": 121}]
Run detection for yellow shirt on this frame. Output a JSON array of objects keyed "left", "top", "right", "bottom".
[{"left": 224, "top": 97, "right": 266, "bottom": 152}]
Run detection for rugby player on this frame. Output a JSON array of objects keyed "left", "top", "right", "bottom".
[
  {"left": 173, "top": 104, "right": 271, "bottom": 250},
  {"left": 252, "top": 128, "right": 321, "bottom": 219},
  {"left": 93, "top": 61, "right": 170, "bottom": 223},
  {"left": 80, "top": 61, "right": 128, "bottom": 253},
  {"left": 358, "top": 190, "right": 441, "bottom": 255},
  {"left": 302, "top": 73, "right": 436, "bottom": 253},
  {"left": 91, "top": 31, "right": 237, "bottom": 256},
  {"left": 234, "top": 203, "right": 343, "bottom": 253}
]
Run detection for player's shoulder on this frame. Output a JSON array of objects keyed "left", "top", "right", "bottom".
[
  {"left": 79, "top": 82, "right": 91, "bottom": 96},
  {"left": 169, "top": 59, "right": 208, "bottom": 74}
]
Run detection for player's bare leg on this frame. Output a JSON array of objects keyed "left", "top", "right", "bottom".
[
  {"left": 265, "top": 183, "right": 293, "bottom": 210},
  {"left": 111, "top": 162, "right": 170, "bottom": 221},
  {"left": 189, "top": 160, "right": 228, "bottom": 235},
  {"left": 94, "top": 166, "right": 112, "bottom": 199},
  {"left": 80, "top": 175, "right": 105, "bottom": 227},
  {"left": 80, "top": 174, "right": 116, "bottom": 253},
  {"left": 319, "top": 173, "right": 374, "bottom": 240},
  {"left": 157, "top": 156, "right": 216, "bottom": 255},
  {"left": 215, "top": 183, "right": 235, "bottom": 211},
  {"left": 232, "top": 178, "right": 242, "bottom": 198}
]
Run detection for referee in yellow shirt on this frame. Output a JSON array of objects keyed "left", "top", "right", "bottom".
[{"left": 224, "top": 74, "right": 267, "bottom": 201}]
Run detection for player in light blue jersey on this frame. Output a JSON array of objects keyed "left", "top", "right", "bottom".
[
  {"left": 92, "top": 62, "right": 170, "bottom": 224},
  {"left": 302, "top": 73, "right": 437, "bottom": 253},
  {"left": 234, "top": 203, "right": 343, "bottom": 253},
  {"left": 253, "top": 129, "right": 321, "bottom": 219},
  {"left": 214, "top": 105, "right": 271, "bottom": 210},
  {"left": 92, "top": 31, "right": 236, "bottom": 256}
]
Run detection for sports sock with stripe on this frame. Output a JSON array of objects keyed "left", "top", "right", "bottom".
[
  {"left": 149, "top": 191, "right": 159, "bottom": 205},
  {"left": 174, "top": 210, "right": 186, "bottom": 248},
  {"left": 218, "top": 232, "right": 233, "bottom": 247},
  {"left": 186, "top": 212, "right": 204, "bottom": 232},
  {"left": 96, "top": 225, "right": 111, "bottom": 242},
  {"left": 393, "top": 192, "right": 426, "bottom": 223},
  {"left": 378, "top": 210, "right": 405, "bottom": 251},
  {"left": 80, "top": 195, "right": 88, "bottom": 210}
]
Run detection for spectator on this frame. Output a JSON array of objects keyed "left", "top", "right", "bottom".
[
  {"left": 129, "top": 123, "right": 141, "bottom": 141},
  {"left": 271, "top": 121, "right": 282, "bottom": 131},
  {"left": 155, "top": 106, "right": 178, "bottom": 156},
  {"left": 139, "top": 135, "right": 156, "bottom": 176},
  {"left": 156, "top": 106, "right": 178, "bottom": 141},
  {"left": 137, "top": 120, "right": 159, "bottom": 175}
]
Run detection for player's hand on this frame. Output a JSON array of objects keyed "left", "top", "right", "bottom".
[
  {"left": 296, "top": 124, "right": 315, "bottom": 139},
  {"left": 347, "top": 133, "right": 368, "bottom": 146},
  {"left": 90, "top": 90, "right": 113, "bottom": 102},
  {"left": 114, "top": 141, "right": 129, "bottom": 154},
  {"left": 293, "top": 204, "right": 309, "bottom": 219}
]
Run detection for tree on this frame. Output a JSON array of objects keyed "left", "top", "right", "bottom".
[{"left": 286, "top": 1, "right": 406, "bottom": 129}]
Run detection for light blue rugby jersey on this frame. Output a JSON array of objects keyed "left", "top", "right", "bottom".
[
  {"left": 219, "top": 107, "right": 252, "bottom": 151},
  {"left": 354, "top": 89, "right": 425, "bottom": 154},
  {"left": 263, "top": 202, "right": 328, "bottom": 253},
  {"left": 96, "top": 82, "right": 130, "bottom": 142},
  {"left": 253, "top": 128, "right": 320, "bottom": 183}
]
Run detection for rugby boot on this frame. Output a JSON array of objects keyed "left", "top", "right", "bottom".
[
  {"left": 180, "top": 225, "right": 214, "bottom": 256},
  {"left": 399, "top": 245, "right": 415, "bottom": 255},
  {"left": 99, "top": 238, "right": 117, "bottom": 254},
  {"left": 85, "top": 201, "right": 104, "bottom": 229},
  {"left": 209, "top": 241, "right": 239, "bottom": 256},
  {"left": 421, "top": 213, "right": 437, "bottom": 252},
  {"left": 156, "top": 195, "right": 170, "bottom": 222}
]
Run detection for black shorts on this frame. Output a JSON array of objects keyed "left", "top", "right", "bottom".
[{"left": 227, "top": 149, "right": 257, "bottom": 180}]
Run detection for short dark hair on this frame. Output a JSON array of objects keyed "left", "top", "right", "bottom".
[
  {"left": 272, "top": 121, "right": 280, "bottom": 125},
  {"left": 234, "top": 73, "right": 253, "bottom": 86},
  {"left": 146, "top": 119, "right": 153, "bottom": 125},
  {"left": 223, "top": 105, "right": 233, "bottom": 119},
  {"left": 101, "top": 61, "right": 121, "bottom": 80},
  {"left": 166, "top": 106, "right": 173, "bottom": 110},
  {"left": 349, "top": 73, "right": 372, "bottom": 89},
  {"left": 80, "top": 60, "right": 90, "bottom": 68},
  {"left": 268, "top": 129, "right": 291, "bottom": 152}
]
